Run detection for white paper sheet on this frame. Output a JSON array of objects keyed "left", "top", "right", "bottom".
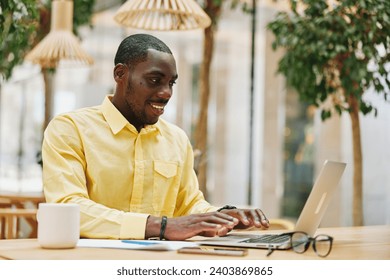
[{"left": 77, "top": 239, "right": 198, "bottom": 251}]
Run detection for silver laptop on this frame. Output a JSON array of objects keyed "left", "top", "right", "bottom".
[{"left": 198, "top": 160, "right": 346, "bottom": 250}]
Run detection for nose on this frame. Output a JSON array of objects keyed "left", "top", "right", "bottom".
[{"left": 157, "top": 85, "right": 172, "bottom": 100}]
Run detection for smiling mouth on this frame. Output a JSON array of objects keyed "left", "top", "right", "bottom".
[
  {"left": 151, "top": 104, "right": 164, "bottom": 110},
  {"left": 149, "top": 103, "right": 166, "bottom": 116}
]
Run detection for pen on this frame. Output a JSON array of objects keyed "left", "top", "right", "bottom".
[{"left": 121, "top": 240, "right": 159, "bottom": 246}]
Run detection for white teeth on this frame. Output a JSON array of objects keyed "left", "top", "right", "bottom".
[{"left": 151, "top": 104, "right": 164, "bottom": 110}]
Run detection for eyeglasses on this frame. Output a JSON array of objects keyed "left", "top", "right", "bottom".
[{"left": 267, "top": 231, "right": 333, "bottom": 257}]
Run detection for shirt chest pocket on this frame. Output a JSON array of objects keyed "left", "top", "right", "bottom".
[{"left": 152, "top": 161, "right": 180, "bottom": 214}]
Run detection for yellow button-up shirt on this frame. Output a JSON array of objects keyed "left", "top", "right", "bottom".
[{"left": 42, "top": 96, "right": 218, "bottom": 239}]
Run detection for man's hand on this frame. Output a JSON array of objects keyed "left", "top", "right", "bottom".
[
  {"left": 145, "top": 212, "right": 239, "bottom": 241},
  {"left": 219, "top": 208, "right": 270, "bottom": 230}
]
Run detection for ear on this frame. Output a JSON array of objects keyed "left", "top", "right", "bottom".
[{"left": 113, "top": 63, "right": 127, "bottom": 83}]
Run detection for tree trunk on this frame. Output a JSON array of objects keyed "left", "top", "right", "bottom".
[
  {"left": 347, "top": 94, "right": 364, "bottom": 226},
  {"left": 35, "top": 68, "right": 54, "bottom": 167},
  {"left": 194, "top": 26, "right": 214, "bottom": 198},
  {"left": 0, "top": 83, "right": 2, "bottom": 174},
  {"left": 42, "top": 68, "right": 54, "bottom": 133}
]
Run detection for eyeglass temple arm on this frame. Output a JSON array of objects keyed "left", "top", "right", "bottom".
[{"left": 266, "top": 246, "right": 275, "bottom": 257}]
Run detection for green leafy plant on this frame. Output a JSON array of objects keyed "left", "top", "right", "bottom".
[
  {"left": 267, "top": 0, "right": 390, "bottom": 225},
  {"left": 0, "top": 0, "right": 94, "bottom": 80},
  {"left": 1, "top": 0, "right": 95, "bottom": 168},
  {"left": 0, "top": 0, "right": 39, "bottom": 80}
]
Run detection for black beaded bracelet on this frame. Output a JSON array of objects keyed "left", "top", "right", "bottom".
[
  {"left": 217, "top": 205, "right": 237, "bottom": 212},
  {"left": 159, "top": 216, "right": 168, "bottom": 240}
]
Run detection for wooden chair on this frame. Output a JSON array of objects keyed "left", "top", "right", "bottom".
[
  {"left": 0, "top": 208, "right": 38, "bottom": 239},
  {"left": 0, "top": 197, "right": 12, "bottom": 208}
]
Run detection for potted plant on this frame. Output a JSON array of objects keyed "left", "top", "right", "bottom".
[{"left": 267, "top": 0, "right": 390, "bottom": 226}]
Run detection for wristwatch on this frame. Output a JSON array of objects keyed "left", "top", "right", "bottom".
[{"left": 217, "top": 205, "right": 237, "bottom": 212}]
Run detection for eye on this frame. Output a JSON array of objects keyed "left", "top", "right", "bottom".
[
  {"left": 149, "top": 77, "right": 160, "bottom": 85},
  {"left": 169, "top": 80, "right": 176, "bottom": 87}
]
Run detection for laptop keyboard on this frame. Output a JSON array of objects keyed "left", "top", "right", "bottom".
[{"left": 241, "top": 234, "right": 290, "bottom": 244}]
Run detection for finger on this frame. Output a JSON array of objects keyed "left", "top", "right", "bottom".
[
  {"left": 200, "top": 231, "right": 218, "bottom": 237},
  {"left": 217, "top": 226, "right": 231, "bottom": 236},
  {"left": 256, "top": 209, "right": 270, "bottom": 228},
  {"left": 245, "top": 209, "right": 261, "bottom": 227},
  {"left": 195, "top": 221, "right": 225, "bottom": 236},
  {"left": 204, "top": 215, "right": 237, "bottom": 229},
  {"left": 200, "top": 226, "right": 230, "bottom": 237},
  {"left": 214, "top": 212, "right": 239, "bottom": 223},
  {"left": 179, "top": 214, "right": 236, "bottom": 237},
  {"left": 168, "top": 221, "right": 221, "bottom": 240},
  {"left": 243, "top": 209, "right": 266, "bottom": 228},
  {"left": 233, "top": 210, "right": 251, "bottom": 226},
  {"left": 202, "top": 212, "right": 239, "bottom": 227}
]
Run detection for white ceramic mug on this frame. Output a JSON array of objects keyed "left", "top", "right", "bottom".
[{"left": 37, "top": 203, "right": 80, "bottom": 249}]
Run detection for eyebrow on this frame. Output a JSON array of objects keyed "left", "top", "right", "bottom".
[{"left": 145, "top": 70, "right": 178, "bottom": 80}]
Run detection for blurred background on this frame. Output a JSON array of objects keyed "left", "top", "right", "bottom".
[{"left": 1, "top": 0, "right": 389, "bottom": 233}]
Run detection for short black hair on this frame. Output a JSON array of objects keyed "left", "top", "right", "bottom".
[{"left": 114, "top": 34, "right": 173, "bottom": 68}]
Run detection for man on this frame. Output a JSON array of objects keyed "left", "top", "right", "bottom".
[{"left": 42, "top": 34, "right": 269, "bottom": 241}]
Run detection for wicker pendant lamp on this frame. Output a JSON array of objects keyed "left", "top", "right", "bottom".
[
  {"left": 114, "top": 0, "right": 212, "bottom": 31},
  {"left": 25, "top": 0, "right": 93, "bottom": 68}
]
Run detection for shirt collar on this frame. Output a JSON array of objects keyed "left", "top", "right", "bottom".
[{"left": 101, "top": 95, "right": 162, "bottom": 135}]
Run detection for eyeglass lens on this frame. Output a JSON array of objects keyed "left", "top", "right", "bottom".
[
  {"left": 313, "top": 234, "right": 332, "bottom": 257},
  {"left": 291, "top": 232, "right": 332, "bottom": 257}
]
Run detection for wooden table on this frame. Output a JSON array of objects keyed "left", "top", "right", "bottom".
[
  {"left": 0, "top": 191, "right": 45, "bottom": 238},
  {"left": 0, "top": 225, "right": 388, "bottom": 260}
]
